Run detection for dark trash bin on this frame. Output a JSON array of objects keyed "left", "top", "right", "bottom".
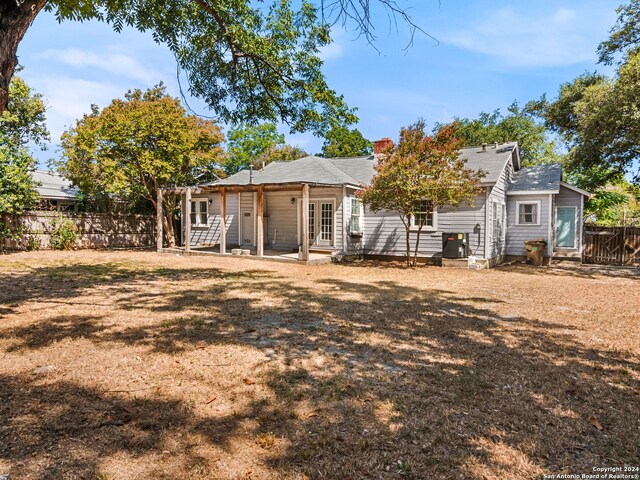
[{"left": 524, "top": 239, "right": 547, "bottom": 266}]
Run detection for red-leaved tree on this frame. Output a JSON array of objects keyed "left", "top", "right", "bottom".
[{"left": 360, "top": 120, "right": 485, "bottom": 266}]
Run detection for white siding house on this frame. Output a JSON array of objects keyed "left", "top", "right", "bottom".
[{"left": 166, "top": 140, "right": 588, "bottom": 267}]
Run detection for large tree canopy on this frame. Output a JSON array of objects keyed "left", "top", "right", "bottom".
[
  {"left": 319, "top": 124, "right": 373, "bottom": 158},
  {"left": 224, "top": 123, "right": 284, "bottom": 175},
  {"left": 58, "top": 84, "right": 225, "bottom": 246},
  {"left": 1, "top": 0, "right": 424, "bottom": 132},
  {"left": 447, "top": 102, "right": 560, "bottom": 166}
]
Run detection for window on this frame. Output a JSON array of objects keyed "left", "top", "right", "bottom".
[
  {"left": 190, "top": 200, "right": 208, "bottom": 226},
  {"left": 516, "top": 201, "right": 540, "bottom": 225},
  {"left": 410, "top": 200, "right": 436, "bottom": 229},
  {"left": 350, "top": 198, "right": 362, "bottom": 233}
]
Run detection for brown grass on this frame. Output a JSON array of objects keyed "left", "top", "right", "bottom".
[{"left": 0, "top": 250, "right": 638, "bottom": 480}]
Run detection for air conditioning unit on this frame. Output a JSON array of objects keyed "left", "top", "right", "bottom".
[{"left": 442, "top": 232, "right": 470, "bottom": 259}]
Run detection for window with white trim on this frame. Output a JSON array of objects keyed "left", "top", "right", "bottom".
[
  {"left": 410, "top": 200, "right": 436, "bottom": 229},
  {"left": 350, "top": 198, "right": 362, "bottom": 233},
  {"left": 190, "top": 200, "right": 208, "bottom": 226},
  {"left": 516, "top": 201, "right": 540, "bottom": 225}
]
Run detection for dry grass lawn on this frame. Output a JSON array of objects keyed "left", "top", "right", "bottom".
[{"left": 0, "top": 250, "right": 638, "bottom": 480}]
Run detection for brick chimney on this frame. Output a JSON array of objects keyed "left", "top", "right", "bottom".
[{"left": 374, "top": 137, "right": 394, "bottom": 156}]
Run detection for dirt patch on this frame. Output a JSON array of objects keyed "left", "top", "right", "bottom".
[{"left": 0, "top": 250, "right": 638, "bottom": 479}]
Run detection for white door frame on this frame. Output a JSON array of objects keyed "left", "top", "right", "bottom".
[
  {"left": 240, "top": 209, "right": 255, "bottom": 246},
  {"left": 298, "top": 198, "right": 336, "bottom": 247},
  {"left": 554, "top": 205, "right": 577, "bottom": 249}
]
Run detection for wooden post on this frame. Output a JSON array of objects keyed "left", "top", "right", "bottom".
[
  {"left": 302, "top": 184, "right": 310, "bottom": 261},
  {"left": 220, "top": 188, "right": 227, "bottom": 254},
  {"left": 256, "top": 186, "right": 264, "bottom": 257},
  {"left": 185, "top": 187, "right": 192, "bottom": 252},
  {"left": 156, "top": 188, "right": 163, "bottom": 252}
]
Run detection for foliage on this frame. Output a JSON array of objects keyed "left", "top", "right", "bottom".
[
  {"left": 319, "top": 124, "right": 373, "bottom": 158},
  {"left": 25, "top": 234, "right": 41, "bottom": 251},
  {"left": 224, "top": 123, "right": 284, "bottom": 175},
  {"left": 528, "top": 53, "right": 640, "bottom": 186},
  {"left": 449, "top": 102, "right": 561, "bottom": 166},
  {"left": 585, "top": 181, "right": 640, "bottom": 226},
  {"left": 253, "top": 144, "right": 308, "bottom": 169},
  {"left": 49, "top": 215, "right": 78, "bottom": 250},
  {"left": 360, "top": 121, "right": 485, "bottom": 266},
  {"left": 0, "top": 75, "right": 47, "bottom": 245},
  {"left": 15, "top": 0, "right": 371, "bottom": 133},
  {"left": 597, "top": 0, "right": 640, "bottom": 64},
  {"left": 58, "top": 84, "right": 225, "bottom": 246}
]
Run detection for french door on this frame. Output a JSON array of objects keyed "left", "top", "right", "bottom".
[{"left": 305, "top": 201, "right": 334, "bottom": 247}]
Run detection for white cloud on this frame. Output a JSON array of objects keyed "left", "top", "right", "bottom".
[
  {"left": 319, "top": 42, "right": 344, "bottom": 61},
  {"left": 441, "top": 6, "right": 609, "bottom": 67},
  {"left": 35, "top": 47, "right": 166, "bottom": 84},
  {"left": 27, "top": 75, "right": 126, "bottom": 142}
]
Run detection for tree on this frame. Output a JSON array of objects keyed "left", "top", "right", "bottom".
[
  {"left": 359, "top": 121, "right": 485, "bottom": 266},
  {"left": 1, "top": 1, "right": 425, "bottom": 129},
  {"left": 450, "top": 102, "right": 561, "bottom": 166},
  {"left": 224, "top": 123, "right": 284, "bottom": 175},
  {"left": 0, "top": 75, "right": 48, "bottom": 247},
  {"left": 528, "top": 55, "right": 640, "bottom": 186},
  {"left": 253, "top": 144, "right": 308, "bottom": 169},
  {"left": 58, "top": 84, "right": 224, "bottom": 246},
  {"left": 319, "top": 124, "right": 373, "bottom": 157}
]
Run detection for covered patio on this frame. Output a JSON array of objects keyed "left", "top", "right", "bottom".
[{"left": 156, "top": 182, "right": 345, "bottom": 264}]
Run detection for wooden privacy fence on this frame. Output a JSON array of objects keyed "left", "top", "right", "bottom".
[
  {"left": 2, "top": 211, "right": 155, "bottom": 250},
  {"left": 583, "top": 225, "right": 640, "bottom": 265}
]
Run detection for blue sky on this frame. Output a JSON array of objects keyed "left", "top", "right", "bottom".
[{"left": 17, "top": 0, "right": 618, "bottom": 165}]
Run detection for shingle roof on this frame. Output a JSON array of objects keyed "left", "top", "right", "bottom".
[
  {"left": 460, "top": 143, "right": 518, "bottom": 184},
  {"left": 207, "top": 143, "right": 518, "bottom": 188},
  {"left": 508, "top": 164, "right": 562, "bottom": 193},
  {"left": 211, "top": 155, "right": 372, "bottom": 187},
  {"left": 32, "top": 170, "right": 79, "bottom": 200}
]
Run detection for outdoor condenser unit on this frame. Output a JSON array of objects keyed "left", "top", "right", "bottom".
[{"left": 442, "top": 232, "right": 470, "bottom": 259}]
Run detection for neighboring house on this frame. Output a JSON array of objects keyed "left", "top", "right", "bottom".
[
  {"left": 159, "top": 140, "right": 589, "bottom": 266},
  {"left": 32, "top": 170, "right": 79, "bottom": 212}
]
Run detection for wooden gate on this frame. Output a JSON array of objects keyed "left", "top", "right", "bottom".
[{"left": 583, "top": 225, "right": 640, "bottom": 265}]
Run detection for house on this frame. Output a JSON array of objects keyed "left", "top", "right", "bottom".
[
  {"left": 157, "top": 139, "right": 589, "bottom": 266},
  {"left": 32, "top": 170, "right": 79, "bottom": 211}
]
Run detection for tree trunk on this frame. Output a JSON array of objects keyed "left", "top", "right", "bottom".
[
  {"left": 0, "top": 0, "right": 46, "bottom": 113},
  {"left": 413, "top": 226, "right": 423, "bottom": 266},
  {"left": 162, "top": 210, "right": 176, "bottom": 248},
  {"left": 405, "top": 224, "right": 411, "bottom": 267}
]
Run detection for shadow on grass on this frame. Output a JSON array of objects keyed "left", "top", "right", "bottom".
[{"left": 1, "top": 260, "right": 639, "bottom": 479}]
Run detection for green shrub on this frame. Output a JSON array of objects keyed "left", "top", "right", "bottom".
[
  {"left": 49, "top": 216, "right": 78, "bottom": 250},
  {"left": 25, "top": 234, "right": 41, "bottom": 251}
]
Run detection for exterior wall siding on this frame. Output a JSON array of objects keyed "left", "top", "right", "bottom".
[
  {"left": 265, "top": 192, "right": 299, "bottom": 250},
  {"left": 555, "top": 185, "right": 584, "bottom": 252},
  {"left": 486, "top": 157, "right": 513, "bottom": 259},
  {"left": 189, "top": 193, "right": 239, "bottom": 247},
  {"left": 505, "top": 194, "right": 551, "bottom": 256},
  {"left": 360, "top": 192, "right": 487, "bottom": 259}
]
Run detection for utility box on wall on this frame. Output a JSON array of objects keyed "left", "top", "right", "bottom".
[{"left": 442, "top": 232, "right": 470, "bottom": 259}]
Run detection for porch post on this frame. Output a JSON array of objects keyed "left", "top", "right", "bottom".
[
  {"left": 185, "top": 187, "right": 192, "bottom": 252},
  {"left": 220, "top": 187, "right": 227, "bottom": 254},
  {"left": 301, "top": 183, "right": 310, "bottom": 261},
  {"left": 156, "top": 188, "right": 163, "bottom": 252},
  {"left": 256, "top": 185, "right": 264, "bottom": 257}
]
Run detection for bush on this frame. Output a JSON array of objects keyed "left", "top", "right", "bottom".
[
  {"left": 49, "top": 215, "right": 78, "bottom": 250},
  {"left": 25, "top": 234, "right": 41, "bottom": 251}
]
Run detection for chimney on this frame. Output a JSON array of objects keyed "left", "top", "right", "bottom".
[
  {"left": 482, "top": 143, "right": 487, "bottom": 152},
  {"left": 374, "top": 137, "right": 394, "bottom": 156}
]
